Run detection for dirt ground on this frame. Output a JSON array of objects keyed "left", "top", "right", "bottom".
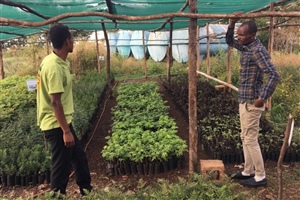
[{"left": 0, "top": 77, "right": 299, "bottom": 199}]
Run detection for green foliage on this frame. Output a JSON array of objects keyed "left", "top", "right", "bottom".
[
  {"left": 0, "top": 70, "right": 108, "bottom": 176},
  {"left": 0, "top": 149, "right": 8, "bottom": 175},
  {"left": 31, "top": 174, "right": 246, "bottom": 200},
  {"left": 68, "top": 41, "right": 98, "bottom": 74},
  {"left": 17, "top": 147, "right": 33, "bottom": 176},
  {"left": 200, "top": 50, "right": 240, "bottom": 87},
  {"left": 0, "top": 75, "right": 37, "bottom": 129},
  {"left": 200, "top": 50, "right": 300, "bottom": 126},
  {"left": 166, "top": 74, "right": 294, "bottom": 156},
  {"left": 200, "top": 114, "right": 241, "bottom": 153},
  {"left": 3, "top": 148, "right": 18, "bottom": 175},
  {"left": 67, "top": 174, "right": 245, "bottom": 200},
  {"left": 255, "top": 18, "right": 270, "bottom": 48},
  {"left": 271, "top": 64, "right": 300, "bottom": 125},
  {"left": 3, "top": 44, "right": 47, "bottom": 77},
  {"left": 73, "top": 70, "right": 108, "bottom": 138},
  {"left": 102, "top": 82, "right": 187, "bottom": 162},
  {"left": 0, "top": 108, "right": 43, "bottom": 150}
]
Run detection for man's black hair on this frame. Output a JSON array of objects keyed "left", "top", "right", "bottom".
[
  {"left": 49, "top": 24, "right": 71, "bottom": 49},
  {"left": 241, "top": 20, "right": 257, "bottom": 34}
]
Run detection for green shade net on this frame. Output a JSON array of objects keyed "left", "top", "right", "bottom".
[{"left": 0, "top": 0, "right": 295, "bottom": 41}]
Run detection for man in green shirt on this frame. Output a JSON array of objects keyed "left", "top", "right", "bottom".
[{"left": 37, "top": 24, "right": 92, "bottom": 196}]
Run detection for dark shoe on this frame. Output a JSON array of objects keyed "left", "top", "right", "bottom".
[
  {"left": 231, "top": 172, "right": 254, "bottom": 180},
  {"left": 80, "top": 185, "right": 93, "bottom": 196},
  {"left": 241, "top": 177, "right": 267, "bottom": 187}
]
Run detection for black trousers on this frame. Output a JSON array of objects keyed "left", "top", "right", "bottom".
[{"left": 44, "top": 124, "right": 92, "bottom": 195}]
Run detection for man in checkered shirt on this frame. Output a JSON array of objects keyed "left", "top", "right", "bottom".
[{"left": 226, "top": 12, "right": 280, "bottom": 187}]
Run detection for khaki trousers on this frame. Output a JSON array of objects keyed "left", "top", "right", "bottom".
[{"left": 239, "top": 102, "right": 265, "bottom": 177}]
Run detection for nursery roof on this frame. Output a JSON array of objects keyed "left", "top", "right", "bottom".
[{"left": 0, "top": 0, "right": 295, "bottom": 41}]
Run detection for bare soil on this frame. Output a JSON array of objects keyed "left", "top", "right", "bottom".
[{"left": 0, "top": 77, "right": 299, "bottom": 199}]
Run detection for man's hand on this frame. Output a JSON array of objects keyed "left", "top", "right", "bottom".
[
  {"left": 63, "top": 130, "right": 75, "bottom": 148},
  {"left": 254, "top": 97, "right": 264, "bottom": 108},
  {"left": 229, "top": 11, "right": 243, "bottom": 26}
]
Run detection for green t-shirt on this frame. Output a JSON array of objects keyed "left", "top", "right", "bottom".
[{"left": 37, "top": 52, "right": 74, "bottom": 131}]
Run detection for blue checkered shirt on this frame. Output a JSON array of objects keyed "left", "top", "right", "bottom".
[{"left": 226, "top": 26, "right": 280, "bottom": 103}]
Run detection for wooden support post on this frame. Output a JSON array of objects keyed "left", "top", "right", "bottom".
[
  {"left": 206, "top": 23, "right": 210, "bottom": 76},
  {"left": 142, "top": 30, "right": 147, "bottom": 78},
  {"left": 196, "top": 26, "right": 200, "bottom": 71},
  {"left": 225, "top": 20, "right": 237, "bottom": 92},
  {"left": 166, "top": 21, "right": 173, "bottom": 83},
  {"left": 101, "top": 21, "right": 111, "bottom": 87},
  {"left": 267, "top": 2, "right": 275, "bottom": 111},
  {"left": 0, "top": 42, "right": 4, "bottom": 79},
  {"left": 277, "top": 115, "right": 294, "bottom": 200},
  {"left": 188, "top": 0, "right": 198, "bottom": 174},
  {"left": 95, "top": 30, "right": 101, "bottom": 73},
  {"left": 227, "top": 45, "right": 232, "bottom": 92},
  {"left": 268, "top": 2, "right": 275, "bottom": 57}
]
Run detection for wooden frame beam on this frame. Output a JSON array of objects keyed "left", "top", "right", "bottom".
[{"left": 1, "top": 11, "right": 300, "bottom": 28}]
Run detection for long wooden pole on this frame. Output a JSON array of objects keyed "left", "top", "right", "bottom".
[
  {"left": 226, "top": 19, "right": 232, "bottom": 91},
  {"left": 95, "top": 30, "right": 101, "bottom": 73},
  {"left": 142, "top": 30, "right": 147, "bottom": 78},
  {"left": 268, "top": 2, "right": 275, "bottom": 57},
  {"left": 188, "top": 0, "right": 198, "bottom": 174},
  {"left": 277, "top": 114, "right": 294, "bottom": 200},
  {"left": 196, "top": 70, "right": 238, "bottom": 91},
  {"left": 0, "top": 42, "right": 4, "bottom": 79},
  {"left": 101, "top": 21, "right": 111, "bottom": 87},
  {"left": 167, "top": 21, "right": 173, "bottom": 83},
  {"left": 206, "top": 23, "right": 210, "bottom": 76},
  {"left": 267, "top": 2, "right": 275, "bottom": 111},
  {"left": 2, "top": 11, "right": 300, "bottom": 27},
  {"left": 227, "top": 46, "right": 232, "bottom": 93},
  {"left": 196, "top": 26, "right": 200, "bottom": 71}
]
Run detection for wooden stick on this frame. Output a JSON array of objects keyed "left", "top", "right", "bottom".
[
  {"left": 166, "top": 21, "right": 173, "bottom": 83},
  {"left": 101, "top": 21, "right": 111, "bottom": 87},
  {"left": 196, "top": 70, "right": 239, "bottom": 92},
  {"left": 0, "top": 42, "right": 4, "bottom": 79},
  {"left": 142, "top": 30, "right": 147, "bottom": 78},
  {"left": 206, "top": 23, "right": 210, "bottom": 76},
  {"left": 277, "top": 114, "right": 294, "bottom": 200},
  {"left": 95, "top": 30, "right": 101, "bottom": 73}
]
